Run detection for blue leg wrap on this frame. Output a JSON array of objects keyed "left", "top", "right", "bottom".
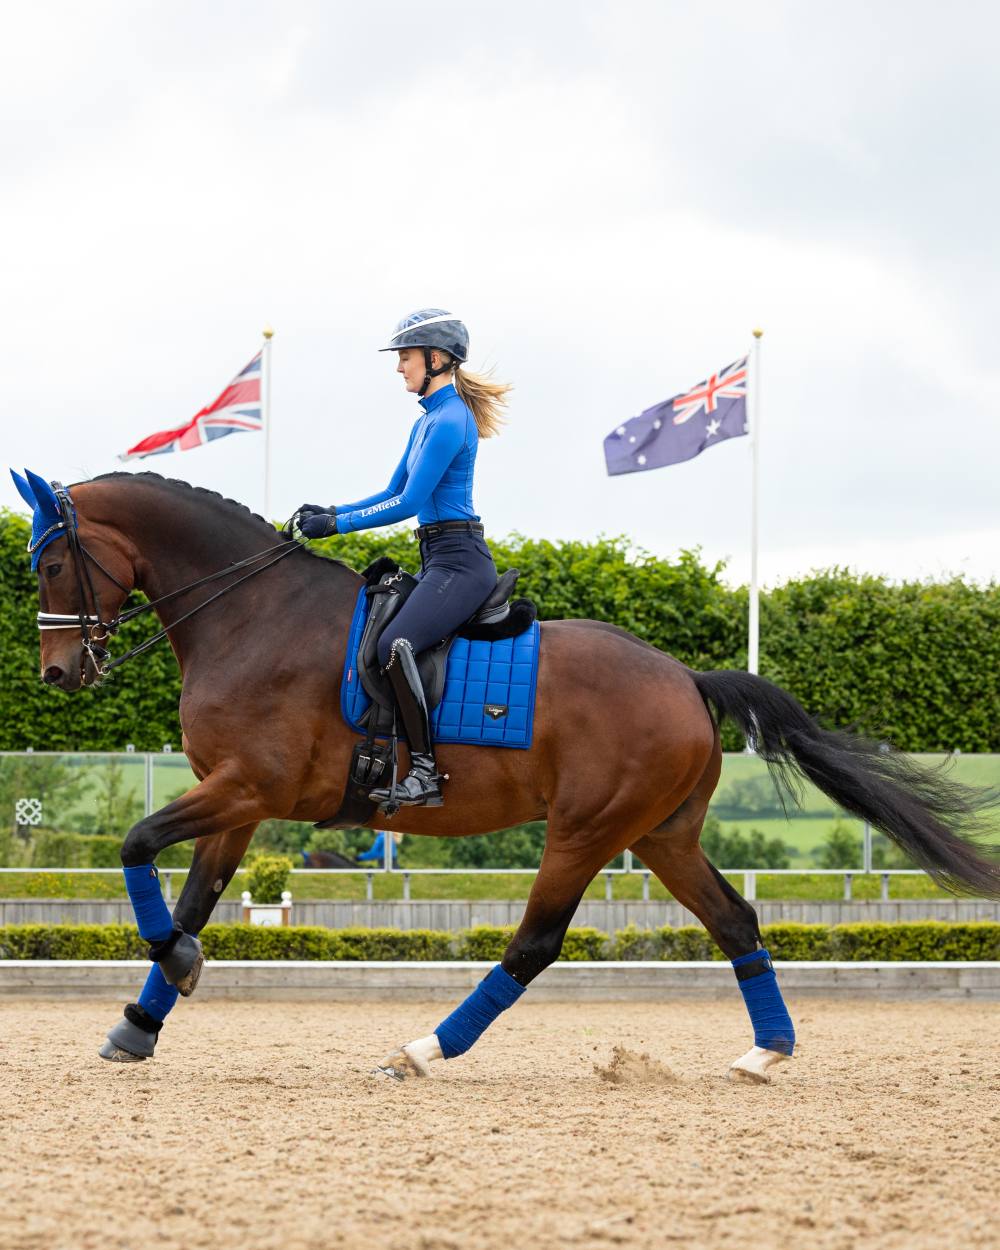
[
  {"left": 137, "top": 963, "right": 179, "bottom": 1023},
  {"left": 732, "top": 948, "right": 795, "bottom": 1055},
  {"left": 123, "top": 864, "right": 174, "bottom": 943},
  {"left": 435, "top": 964, "right": 527, "bottom": 1059}
]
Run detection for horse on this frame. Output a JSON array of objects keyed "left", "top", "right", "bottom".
[{"left": 16, "top": 469, "right": 999, "bottom": 1081}]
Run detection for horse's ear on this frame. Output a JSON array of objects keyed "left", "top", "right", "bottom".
[
  {"left": 10, "top": 469, "right": 36, "bottom": 509},
  {"left": 23, "top": 469, "right": 61, "bottom": 521}
]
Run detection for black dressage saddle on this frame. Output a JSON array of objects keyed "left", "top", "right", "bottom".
[{"left": 355, "top": 557, "right": 537, "bottom": 737}]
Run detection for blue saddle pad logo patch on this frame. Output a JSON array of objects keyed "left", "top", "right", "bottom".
[{"left": 340, "top": 588, "right": 540, "bottom": 749}]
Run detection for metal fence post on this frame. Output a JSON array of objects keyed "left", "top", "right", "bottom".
[
  {"left": 744, "top": 870, "right": 756, "bottom": 901},
  {"left": 162, "top": 870, "right": 172, "bottom": 902},
  {"left": 863, "top": 820, "right": 872, "bottom": 874},
  {"left": 843, "top": 872, "right": 853, "bottom": 901},
  {"left": 144, "top": 753, "right": 154, "bottom": 818},
  {"left": 642, "top": 872, "right": 650, "bottom": 902},
  {"left": 623, "top": 849, "right": 633, "bottom": 874},
  {"left": 881, "top": 872, "right": 890, "bottom": 902},
  {"left": 366, "top": 872, "right": 374, "bottom": 902},
  {"left": 604, "top": 871, "right": 613, "bottom": 902},
  {"left": 403, "top": 871, "right": 411, "bottom": 902}
]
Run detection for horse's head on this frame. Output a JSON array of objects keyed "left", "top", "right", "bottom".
[{"left": 11, "top": 470, "right": 136, "bottom": 691}]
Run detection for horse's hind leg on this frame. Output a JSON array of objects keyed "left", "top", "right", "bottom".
[
  {"left": 100, "top": 823, "right": 258, "bottom": 1063},
  {"left": 632, "top": 787, "right": 796, "bottom": 1083}
]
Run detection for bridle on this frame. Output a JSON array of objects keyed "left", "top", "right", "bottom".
[{"left": 34, "top": 482, "right": 302, "bottom": 678}]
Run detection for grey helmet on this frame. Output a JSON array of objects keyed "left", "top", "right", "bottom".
[
  {"left": 379, "top": 308, "right": 469, "bottom": 361},
  {"left": 379, "top": 308, "right": 469, "bottom": 395}
]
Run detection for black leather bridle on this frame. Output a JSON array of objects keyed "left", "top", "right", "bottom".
[{"left": 35, "top": 482, "right": 301, "bottom": 678}]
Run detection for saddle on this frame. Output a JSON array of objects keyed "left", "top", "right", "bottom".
[{"left": 354, "top": 556, "right": 536, "bottom": 737}]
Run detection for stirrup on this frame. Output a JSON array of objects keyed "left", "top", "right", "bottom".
[{"left": 371, "top": 761, "right": 445, "bottom": 809}]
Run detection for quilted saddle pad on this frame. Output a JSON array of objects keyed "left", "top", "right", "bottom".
[{"left": 340, "top": 587, "right": 540, "bottom": 749}]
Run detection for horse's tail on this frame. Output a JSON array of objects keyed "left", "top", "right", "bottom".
[{"left": 692, "top": 669, "right": 1000, "bottom": 898}]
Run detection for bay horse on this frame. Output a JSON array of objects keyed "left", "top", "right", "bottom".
[{"left": 18, "top": 471, "right": 999, "bottom": 1081}]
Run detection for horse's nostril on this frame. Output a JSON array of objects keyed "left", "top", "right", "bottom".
[{"left": 42, "top": 666, "right": 64, "bottom": 685}]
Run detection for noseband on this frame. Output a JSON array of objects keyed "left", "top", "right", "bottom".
[{"left": 35, "top": 482, "right": 300, "bottom": 677}]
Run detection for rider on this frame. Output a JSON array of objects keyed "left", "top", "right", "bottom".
[{"left": 298, "top": 309, "right": 511, "bottom": 807}]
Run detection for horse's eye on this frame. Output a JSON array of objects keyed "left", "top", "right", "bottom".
[{"left": 45, "top": 563, "right": 62, "bottom": 578}]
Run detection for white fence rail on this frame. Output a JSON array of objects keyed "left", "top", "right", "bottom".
[{"left": 0, "top": 865, "right": 927, "bottom": 903}]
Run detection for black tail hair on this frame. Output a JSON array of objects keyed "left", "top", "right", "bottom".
[{"left": 693, "top": 669, "right": 1000, "bottom": 898}]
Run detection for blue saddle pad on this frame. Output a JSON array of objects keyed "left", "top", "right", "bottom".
[{"left": 340, "top": 587, "right": 540, "bottom": 749}]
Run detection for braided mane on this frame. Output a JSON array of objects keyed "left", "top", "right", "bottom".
[{"left": 87, "top": 471, "right": 277, "bottom": 530}]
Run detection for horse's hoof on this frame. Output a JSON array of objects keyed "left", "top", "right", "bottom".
[
  {"left": 99, "top": 1015, "right": 158, "bottom": 1062},
  {"left": 160, "top": 932, "right": 204, "bottom": 997},
  {"left": 727, "top": 1045, "right": 790, "bottom": 1084},
  {"left": 375, "top": 1045, "right": 428, "bottom": 1081},
  {"left": 373, "top": 1035, "right": 442, "bottom": 1081},
  {"left": 99, "top": 1042, "right": 146, "bottom": 1063}
]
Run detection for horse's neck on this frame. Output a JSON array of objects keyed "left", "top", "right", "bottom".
[{"left": 130, "top": 513, "right": 279, "bottom": 605}]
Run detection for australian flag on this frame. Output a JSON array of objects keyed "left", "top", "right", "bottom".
[
  {"left": 120, "top": 351, "right": 263, "bottom": 461},
  {"left": 604, "top": 356, "right": 748, "bottom": 476}
]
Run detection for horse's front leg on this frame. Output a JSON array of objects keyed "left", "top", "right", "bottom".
[{"left": 100, "top": 770, "right": 266, "bottom": 1062}]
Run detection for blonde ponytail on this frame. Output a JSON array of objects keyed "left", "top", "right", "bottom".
[{"left": 452, "top": 364, "right": 512, "bottom": 439}]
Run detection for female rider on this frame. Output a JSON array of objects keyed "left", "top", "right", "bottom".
[{"left": 298, "top": 309, "right": 511, "bottom": 808}]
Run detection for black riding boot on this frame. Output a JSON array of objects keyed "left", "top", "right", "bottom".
[{"left": 369, "top": 638, "right": 445, "bottom": 808}]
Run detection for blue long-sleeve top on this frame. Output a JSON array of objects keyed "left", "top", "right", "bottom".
[{"left": 335, "top": 383, "right": 480, "bottom": 533}]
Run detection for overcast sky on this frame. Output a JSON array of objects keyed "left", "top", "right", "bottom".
[{"left": 2, "top": 1, "right": 997, "bottom": 587}]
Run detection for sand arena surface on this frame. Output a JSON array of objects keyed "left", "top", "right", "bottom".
[{"left": 1, "top": 998, "right": 998, "bottom": 1250}]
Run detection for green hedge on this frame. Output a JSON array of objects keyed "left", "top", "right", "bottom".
[
  {"left": 3, "top": 509, "right": 999, "bottom": 752},
  {"left": 1, "top": 921, "right": 997, "bottom": 961}
]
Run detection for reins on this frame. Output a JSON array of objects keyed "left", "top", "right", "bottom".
[{"left": 38, "top": 482, "right": 303, "bottom": 677}]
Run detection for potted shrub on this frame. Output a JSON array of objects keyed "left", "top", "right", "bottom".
[{"left": 241, "top": 854, "right": 294, "bottom": 926}]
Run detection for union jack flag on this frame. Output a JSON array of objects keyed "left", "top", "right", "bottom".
[
  {"left": 672, "top": 357, "right": 748, "bottom": 425},
  {"left": 120, "top": 352, "right": 262, "bottom": 461},
  {"left": 604, "top": 354, "right": 749, "bottom": 476}
]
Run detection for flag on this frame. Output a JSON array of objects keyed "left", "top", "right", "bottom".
[
  {"left": 604, "top": 356, "right": 748, "bottom": 476},
  {"left": 119, "top": 351, "right": 263, "bottom": 461}
]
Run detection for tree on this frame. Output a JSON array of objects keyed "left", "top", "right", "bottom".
[
  {"left": 69, "top": 758, "right": 144, "bottom": 836},
  {"left": 445, "top": 823, "right": 547, "bottom": 869},
  {"left": 814, "top": 819, "right": 862, "bottom": 869}
]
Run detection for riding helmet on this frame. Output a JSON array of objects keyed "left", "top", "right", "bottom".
[{"left": 379, "top": 309, "right": 469, "bottom": 364}]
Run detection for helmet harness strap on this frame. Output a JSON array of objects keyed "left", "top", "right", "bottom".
[{"left": 419, "top": 347, "right": 453, "bottom": 397}]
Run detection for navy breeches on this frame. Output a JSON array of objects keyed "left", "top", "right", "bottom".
[{"left": 376, "top": 531, "right": 497, "bottom": 667}]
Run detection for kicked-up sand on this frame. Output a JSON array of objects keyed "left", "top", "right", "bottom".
[{"left": 1, "top": 997, "right": 998, "bottom": 1250}]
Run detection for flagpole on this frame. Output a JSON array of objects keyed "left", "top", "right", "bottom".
[
  {"left": 748, "top": 328, "right": 763, "bottom": 676},
  {"left": 261, "top": 326, "right": 274, "bottom": 521}
]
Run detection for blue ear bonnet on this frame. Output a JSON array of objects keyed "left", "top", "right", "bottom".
[{"left": 9, "top": 469, "right": 73, "bottom": 571}]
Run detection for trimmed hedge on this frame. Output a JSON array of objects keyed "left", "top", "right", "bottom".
[{"left": 1, "top": 921, "right": 997, "bottom": 962}]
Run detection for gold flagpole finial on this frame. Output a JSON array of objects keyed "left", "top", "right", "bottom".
[
  {"left": 752, "top": 327, "right": 763, "bottom": 339},
  {"left": 263, "top": 325, "right": 275, "bottom": 340}
]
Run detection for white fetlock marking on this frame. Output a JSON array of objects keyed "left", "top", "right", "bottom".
[
  {"left": 403, "top": 1034, "right": 443, "bottom": 1074},
  {"left": 728, "top": 1045, "right": 790, "bottom": 1084},
  {"left": 373, "top": 1033, "right": 443, "bottom": 1081}
]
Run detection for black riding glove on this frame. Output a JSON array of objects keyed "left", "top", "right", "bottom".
[
  {"left": 300, "top": 508, "right": 338, "bottom": 538},
  {"left": 296, "top": 502, "right": 328, "bottom": 521}
]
